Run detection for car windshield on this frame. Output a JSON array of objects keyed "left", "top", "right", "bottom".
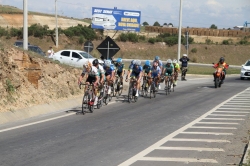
[
  {"left": 245, "top": 61, "right": 250, "bottom": 66},
  {"left": 79, "top": 52, "right": 94, "bottom": 59}
]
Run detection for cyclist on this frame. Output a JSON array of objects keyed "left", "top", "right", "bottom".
[
  {"left": 114, "top": 58, "right": 125, "bottom": 88},
  {"left": 153, "top": 56, "right": 163, "bottom": 72},
  {"left": 213, "top": 57, "right": 229, "bottom": 84},
  {"left": 78, "top": 61, "right": 99, "bottom": 105},
  {"left": 162, "top": 59, "right": 174, "bottom": 90},
  {"left": 179, "top": 54, "right": 190, "bottom": 81},
  {"left": 149, "top": 61, "right": 161, "bottom": 91},
  {"left": 103, "top": 59, "right": 115, "bottom": 94},
  {"left": 153, "top": 56, "right": 163, "bottom": 89},
  {"left": 142, "top": 60, "right": 151, "bottom": 91},
  {"left": 92, "top": 59, "right": 105, "bottom": 85},
  {"left": 172, "top": 59, "right": 180, "bottom": 87},
  {"left": 125, "top": 60, "right": 143, "bottom": 97}
]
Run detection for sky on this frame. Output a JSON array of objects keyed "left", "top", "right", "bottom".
[{"left": 1, "top": 0, "right": 250, "bottom": 29}]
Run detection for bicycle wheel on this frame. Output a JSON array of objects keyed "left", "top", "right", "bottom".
[
  {"left": 149, "top": 83, "right": 153, "bottom": 99},
  {"left": 215, "top": 77, "right": 219, "bottom": 88},
  {"left": 140, "top": 83, "right": 145, "bottom": 97},
  {"left": 82, "top": 94, "right": 88, "bottom": 114},
  {"left": 118, "top": 82, "right": 123, "bottom": 96},
  {"left": 167, "top": 78, "right": 171, "bottom": 95}
]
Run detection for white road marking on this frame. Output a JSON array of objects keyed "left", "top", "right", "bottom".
[
  {"left": 169, "top": 138, "right": 230, "bottom": 143},
  {"left": 208, "top": 114, "right": 246, "bottom": 116},
  {"left": 220, "top": 105, "right": 250, "bottom": 108},
  {"left": 180, "top": 132, "right": 233, "bottom": 135},
  {"left": 197, "top": 122, "right": 239, "bottom": 124},
  {"left": 217, "top": 108, "right": 250, "bottom": 110},
  {"left": 138, "top": 157, "right": 218, "bottom": 163},
  {"left": 214, "top": 111, "right": 250, "bottom": 113},
  {"left": 119, "top": 88, "right": 250, "bottom": 165},
  {"left": 190, "top": 126, "right": 237, "bottom": 129},
  {"left": 204, "top": 118, "right": 244, "bottom": 120},
  {"left": 157, "top": 147, "right": 224, "bottom": 152},
  {"left": 0, "top": 112, "right": 75, "bottom": 133},
  {"left": 226, "top": 102, "right": 250, "bottom": 105}
]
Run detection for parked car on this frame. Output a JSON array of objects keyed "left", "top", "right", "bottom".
[
  {"left": 53, "top": 49, "right": 104, "bottom": 68},
  {"left": 14, "top": 40, "right": 31, "bottom": 47},
  {"left": 240, "top": 59, "right": 250, "bottom": 80},
  {"left": 28, "top": 45, "right": 46, "bottom": 56}
]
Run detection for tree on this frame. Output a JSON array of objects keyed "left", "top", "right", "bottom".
[
  {"left": 153, "top": 21, "right": 161, "bottom": 26},
  {"left": 168, "top": 23, "right": 173, "bottom": 27},
  {"left": 163, "top": 23, "right": 168, "bottom": 25},
  {"left": 210, "top": 24, "right": 217, "bottom": 29},
  {"left": 142, "top": 21, "right": 149, "bottom": 26}
]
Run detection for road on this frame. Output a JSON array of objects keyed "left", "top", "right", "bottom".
[{"left": 0, "top": 75, "right": 249, "bottom": 166}]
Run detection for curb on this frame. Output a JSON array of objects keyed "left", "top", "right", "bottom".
[{"left": 242, "top": 138, "right": 250, "bottom": 165}]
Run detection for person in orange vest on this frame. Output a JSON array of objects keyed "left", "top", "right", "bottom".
[{"left": 213, "top": 57, "right": 229, "bottom": 84}]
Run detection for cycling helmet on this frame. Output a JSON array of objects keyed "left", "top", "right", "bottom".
[
  {"left": 145, "top": 60, "right": 150, "bottom": 66},
  {"left": 104, "top": 59, "right": 111, "bottom": 67},
  {"left": 166, "top": 59, "right": 172, "bottom": 64},
  {"left": 219, "top": 57, "right": 224, "bottom": 62},
  {"left": 155, "top": 56, "right": 160, "bottom": 60},
  {"left": 183, "top": 54, "right": 187, "bottom": 57},
  {"left": 83, "top": 61, "right": 92, "bottom": 69},
  {"left": 116, "top": 58, "right": 122, "bottom": 63},
  {"left": 172, "top": 59, "right": 177, "bottom": 63},
  {"left": 92, "top": 59, "right": 99, "bottom": 66},
  {"left": 134, "top": 60, "right": 141, "bottom": 66},
  {"left": 131, "top": 60, "right": 135, "bottom": 64}
]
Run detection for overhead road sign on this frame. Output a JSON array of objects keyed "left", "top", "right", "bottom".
[
  {"left": 91, "top": 7, "right": 141, "bottom": 32},
  {"left": 96, "top": 36, "right": 120, "bottom": 60}
]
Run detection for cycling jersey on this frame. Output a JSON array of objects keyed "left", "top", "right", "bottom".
[
  {"left": 115, "top": 63, "right": 125, "bottom": 72},
  {"left": 143, "top": 65, "right": 151, "bottom": 74},
  {"left": 96, "top": 65, "right": 105, "bottom": 77},
  {"left": 153, "top": 60, "right": 163, "bottom": 68},
  {"left": 173, "top": 63, "right": 180, "bottom": 71},
  {"left": 103, "top": 65, "right": 115, "bottom": 76},
  {"left": 151, "top": 66, "right": 161, "bottom": 78},
  {"left": 82, "top": 66, "right": 98, "bottom": 77},
  {"left": 164, "top": 64, "right": 174, "bottom": 76},
  {"left": 129, "top": 65, "right": 143, "bottom": 77}
]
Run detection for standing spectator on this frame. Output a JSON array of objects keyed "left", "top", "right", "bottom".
[
  {"left": 47, "top": 46, "right": 54, "bottom": 59},
  {"left": 179, "top": 54, "right": 189, "bottom": 81}
]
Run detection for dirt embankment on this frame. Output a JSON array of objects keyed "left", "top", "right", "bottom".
[
  {"left": 0, "top": 48, "right": 83, "bottom": 112},
  {"left": 0, "top": 14, "right": 89, "bottom": 29}
]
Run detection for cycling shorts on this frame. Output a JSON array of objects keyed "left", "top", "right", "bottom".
[{"left": 86, "top": 76, "right": 96, "bottom": 84}]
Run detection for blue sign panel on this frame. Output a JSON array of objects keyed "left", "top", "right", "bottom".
[{"left": 91, "top": 7, "right": 141, "bottom": 32}]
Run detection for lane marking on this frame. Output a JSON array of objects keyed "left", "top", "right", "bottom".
[
  {"left": 190, "top": 126, "right": 237, "bottom": 129},
  {"left": 0, "top": 113, "right": 75, "bottom": 133},
  {"left": 220, "top": 105, "right": 250, "bottom": 108},
  {"left": 180, "top": 132, "right": 233, "bottom": 135},
  {"left": 214, "top": 111, "right": 250, "bottom": 113},
  {"left": 169, "top": 138, "right": 230, "bottom": 143},
  {"left": 204, "top": 118, "right": 244, "bottom": 120},
  {"left": 217, "top": 108, "right": 250, "bottom": 110},
  {"left": 157, "top": 147, "right": 224, "bottom": 152},
  {"left": 138, "top": 157, "right": 218, "bottom": 163},
  {"left": 119, "top": 88, "right": 249, "bottom": 166},
  {"left": 139, "top": 157, "right": 218, "bottom": 163},
  {"left": 225, "top": 103, "right": 250, "bottom": 105},
  {"left": 197, "top": 122, "right": 239, "bottom": 124},
  {"left": 208, "top": 114, "right": 246, "bottom": 117}
]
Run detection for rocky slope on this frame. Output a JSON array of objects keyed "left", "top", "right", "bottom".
[{"left": 0, "top": 48, "right": 83, "bottom": 112}]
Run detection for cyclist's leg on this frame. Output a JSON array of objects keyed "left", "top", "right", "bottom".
[{"left": 106, "top": 74, "right": 112, "bottom": 94}]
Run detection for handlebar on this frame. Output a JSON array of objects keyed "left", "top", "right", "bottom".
[{"left": 79, "top": 83, "right": 94, "bottom": 89}]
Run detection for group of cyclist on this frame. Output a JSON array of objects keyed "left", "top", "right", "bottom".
[{"left": 78, "top": 55, "right": 186, "bottom": 105}]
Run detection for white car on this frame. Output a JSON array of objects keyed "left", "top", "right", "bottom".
[
  {"left": 52, "top": 49, "right": 104, "bottom": 68},
  {"left": 240, "top": 59, "right": 250, "bottom": 80}
]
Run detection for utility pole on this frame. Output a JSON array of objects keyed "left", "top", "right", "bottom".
[
  {"left": 55, "top": 0, "right": 58, "bottom": 48},
  {"left": 177, "top": 0, "right": 183, "bottom": 62},
  {"left": 23, "top": 0, "right": 28, "bottom": 50}
]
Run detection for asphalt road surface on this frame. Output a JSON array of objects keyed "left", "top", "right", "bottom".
[{"left": 0, "top": 75, "right": 249, "bottom": 166}]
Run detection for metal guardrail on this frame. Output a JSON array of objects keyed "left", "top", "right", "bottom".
[{"left": 121, "top": 59, "right": 241, "bottom": 69}]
